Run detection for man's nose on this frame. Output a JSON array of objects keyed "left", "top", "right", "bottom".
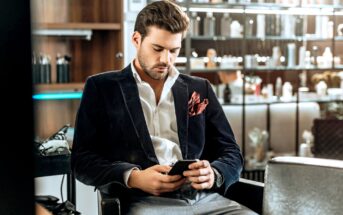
[{"left": 160, "top": 50, "right": 171, "bottom": 65}]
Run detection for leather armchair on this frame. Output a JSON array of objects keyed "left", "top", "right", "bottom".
[
  {"left": 97, "top": 178, "right": 264, "bottom": 215},
  {"left": 263, "top": 156, "right": 343, "bottom": 215},
  {"left": 98, "top": 156, "right": 343, "bottom": 215}
]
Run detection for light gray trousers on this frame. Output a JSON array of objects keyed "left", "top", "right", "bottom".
[{"left": 126, "top": 191, "right": 258, "bottom": 215}]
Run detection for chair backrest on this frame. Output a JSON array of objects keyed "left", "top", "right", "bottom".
[{"left": 263, "top": 156, "right": 343, "bottom": 215}]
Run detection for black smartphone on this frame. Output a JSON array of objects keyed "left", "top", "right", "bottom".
[{"left": 168, "top": 159, "right": 197, "bottom": 176}]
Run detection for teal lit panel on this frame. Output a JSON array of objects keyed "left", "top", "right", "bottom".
[{"left": 33, "top": 92, "right": 83, "bottom": 100}]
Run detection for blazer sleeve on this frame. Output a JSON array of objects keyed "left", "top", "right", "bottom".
[
  {"left": 71, "top": 77, "right": 140, "bottom": 188},
  {"left": 203, "top": 80, "right": 244, "bottom": 194}
]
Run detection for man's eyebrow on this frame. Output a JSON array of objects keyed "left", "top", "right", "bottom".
[{"left": 152, "top": 43, "right": 181, "bottom": 50}]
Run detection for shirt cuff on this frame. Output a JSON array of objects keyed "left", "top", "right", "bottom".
[{"left": 123, "top": 167, "right": 139, "bottom": 188}]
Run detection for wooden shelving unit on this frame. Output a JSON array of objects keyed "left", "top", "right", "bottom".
[
  {"left": 35, "top": 22, "right": 122, "bottom": 30},
  {"left": 34, "top": 83, "right": 84, "bottom": 93},
  {"left": 31, "top": 0, "right": 123, "bottom": 138}
]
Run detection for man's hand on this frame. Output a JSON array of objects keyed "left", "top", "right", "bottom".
[
  {"left": 128, "top": 165, "right": 186, "bottom": 196},
  {"left": 183, "top": 160, "right": 215, "bottom": 190}
]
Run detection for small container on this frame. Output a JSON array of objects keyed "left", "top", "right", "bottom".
[
  {"left": 287, "top": 43, "right": 296, "bottom": 68},
  {"left": 190, "top": 12, "right": 201, "bottom": 36},
  {"left": 256, "top": 14, "right": 265, "bottom": 38},
  {"left": 56, "top": 54, "right": 71, "bottom": 83},
  {"left": 204, "top": 12, "right": 216, "bottom": 36},
  {"left": 223, "top": 84, "right": 231, "bottom": 103},
  {"left": 245, "top": 18, "right": 254, "bottom": 37},
  {"left": 230, "top": 20, "right": 242, "bottom": 37},
  {"left": 275, "top": 77, "right": 282, "bottom": 99},
  {"left": 39, "top": 54, "right": 51, "bottom": 84},
  {"left": 282, "top": 82, "right": 293, "bottom": 100},
  {"left": 220, "top": 13, "right": 231, "bottom": 36},
  {"left": 32, "top": 53, "right": 40, "bottom": 84}
]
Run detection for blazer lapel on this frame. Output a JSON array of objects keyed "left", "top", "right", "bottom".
[
  {"left": 118, "top": 66, "right": 158, "bottom": 163},
  {"left": 172, "top": 77, "right": 189, "bottom": 159}
]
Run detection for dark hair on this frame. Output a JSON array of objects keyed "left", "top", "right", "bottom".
[{"left": 134, "top": 0, "right": 189, "bottom": 40}]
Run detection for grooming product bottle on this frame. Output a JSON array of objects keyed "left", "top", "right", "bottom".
[
  {"left": 39, "top": 54, "right": 51, "bottom": 84},
  {"left": 204, "top": 12, "right": 216, "bottom": 37},
  {"left": 298, "top": 46, "right": 306, "bottom": 67},
  {"left": 245, "top": 17, "right": 254, "bottom": 37},
  {"left": 275, "top": 77, "right": 282, "bottom": 99},
  {"left": 223, "top": 84, "right": 232, "bottom": 103},
  {"left": 56, "top": 54, "right": 71, "bottom": 83},
  {"left": 220, "top": 13, "right": 231, "bottom": 36},
  {"left": 190, "top": 12, "right": 201, "bottom": 36},
  {"left": 287, "top": 43, "right": 296, "bottom": 68},
  {"left": 32, "top": 52, "right": 40, "bottom": 84},
  {"left": 256, "top": 14, "right": 265, "bottom": 38},
  {"left": 282, "top": 82, "right": 293, "bottom": 100}
]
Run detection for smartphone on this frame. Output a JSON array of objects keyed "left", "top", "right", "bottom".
[{"left": 168, "top": 159, "right": 197, "bottom": 176}]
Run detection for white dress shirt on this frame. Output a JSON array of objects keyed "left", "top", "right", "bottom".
[{"left": 123, "top": 61, "right": 183, "bottom": 186}]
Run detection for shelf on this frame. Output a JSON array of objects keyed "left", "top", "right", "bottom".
[
  {"left": 244, "top": 66, "right": 335, "bottom": 71},
  {"left": 190, "top": 67, "right": 242, "bottom": 72},
  {"left": 35, "top": 22, "right": 121, "bottom": 30},
  {"left": 335, "top": 65, "right": 343, "bottom": 69},
  {"left": 33, "top": 83, "right": 84, "bottom": 100},
  {"left": 182, "top": 2, "right": 341, "bottom": 15},
  {"left": 178, "top": 2, "right": 343, "bottom": 9},
  {"left": 335, "top": 36, "right": 343, "bottom": 41},
  {"left": 221, "top": 97, "right": 343, "bottom": 106},
  {"left": 191, "top": 35, "right": 334, "bottom": 41},
  {"left": 179, "top": 66, "right": 337, "bottom": 72},
  {"left": 34, "top": 83, "right": 84, "bottom": 93}
]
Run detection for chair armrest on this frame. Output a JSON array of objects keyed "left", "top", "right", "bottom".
[
  {"left": 226, "top": 178, "right": 264, "bottom": 214},
  {"left": 97, "top": 191, "right": 121, "bottom": 215}
]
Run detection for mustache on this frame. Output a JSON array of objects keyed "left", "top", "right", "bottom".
[{"left": 153, "top": 63, "right": 169, "bottom": 68}]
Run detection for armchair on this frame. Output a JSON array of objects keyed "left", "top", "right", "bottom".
[
  {"left": 263, "top": 156, "right": 343, "bottom": 215},
  {"left": 98, "top": 156, "right": 343, "bottom": 215},
  {"left": 97, "top": 178, "right": 264, "bottom": 215}
]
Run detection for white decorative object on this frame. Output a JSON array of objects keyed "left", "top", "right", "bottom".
[
  {"left": 299, "top": 130, "right": 313, "bottom": 157},
  {"left": 282, "top": 82, "right": 293, "bottom": 101},
  {"left": 256, "top": 14, "right": 265, "bottom": 38},
  {"left": 230, "top": 20, "right": 242, "bottom": 37},
  {"left": 315, "top": 80, "right": 327, "bottom": 96}
]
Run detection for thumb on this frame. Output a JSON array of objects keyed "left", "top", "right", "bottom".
[{"left": 151, "top": 165, "right": 172, "bottom": 174}]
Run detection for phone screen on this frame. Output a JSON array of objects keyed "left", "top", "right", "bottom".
[{"left": 168, "top": 160, "right": 197, "bottom": 175}]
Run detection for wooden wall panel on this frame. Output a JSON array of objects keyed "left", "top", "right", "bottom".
[
  {"left": 34, "top": 100, "right": 80, "bottom": 139},
  {"left": 31, "top": 0, "right": 69, "bottom": 23},
  {"left": 71, "top": 31, "right": 123, "bottom": 82}
]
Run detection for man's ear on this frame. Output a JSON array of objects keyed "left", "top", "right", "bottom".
[{"left": 131, "top": 31, "right": 141, "bottom": 48}]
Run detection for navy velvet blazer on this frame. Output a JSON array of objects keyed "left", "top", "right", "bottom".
[{"left": 71, "top": 64, "right": 243, "bottom": 196}]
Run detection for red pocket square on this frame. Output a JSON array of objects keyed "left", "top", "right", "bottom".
[{"left": 188, "top": 91, "right": 208, "bottom": 116}]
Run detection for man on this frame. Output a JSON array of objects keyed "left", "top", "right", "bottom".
[{"left": 71, "top": 1, "right": 256, "bottom": 214}]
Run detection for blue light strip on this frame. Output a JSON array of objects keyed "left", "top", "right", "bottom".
[{"left": 33, "top": 92, "right": 83, "bottom": 100}]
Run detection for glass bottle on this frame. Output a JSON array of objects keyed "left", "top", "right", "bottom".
[
  {"left": 39, "top": 54, "right": 51, "bottom": 84},
  {"left": 223, "top": 84, "right": 232, "bottom": 103},
  {"left": 204, "top": 12, "right": 216, "bottom": 37},
  {"left": 220, "top": 13, "right": 231, "bottom": 36},
  {"left": 190, "top": 12, "right": 201, "bottom": 36}
]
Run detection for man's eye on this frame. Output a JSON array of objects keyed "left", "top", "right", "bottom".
[{"left": 154, "top": 48, "right": 163, "bottom": 52}]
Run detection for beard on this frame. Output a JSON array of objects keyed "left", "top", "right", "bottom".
[{"left": 137, "top": 52, "right": 171, "bottom": 80}]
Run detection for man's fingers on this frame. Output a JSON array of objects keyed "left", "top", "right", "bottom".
[
  {"left": 188, "top": 175, "right": 210, "bottom": 183},
  {"left": 159, "top": 178, "right": 187, "bottom": 191},
  {"left": 189, "top": 160, "right": 209, "bottom": 169},
  {"left": 151, "top": 165, "right": 172, "bottom": 174},
  {"left": 191, "top": 181, "right": 211, "bottom": 190},
  {"left": 160, "top": 174, "right": 183, "bottom": 183},
  {"left": 183, "top": 168, "right": 210, "bottom": 177}
]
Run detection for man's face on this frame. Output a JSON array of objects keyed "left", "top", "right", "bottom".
[{"left": 132, "top": 26, "right": 182, "bottom": 80}]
